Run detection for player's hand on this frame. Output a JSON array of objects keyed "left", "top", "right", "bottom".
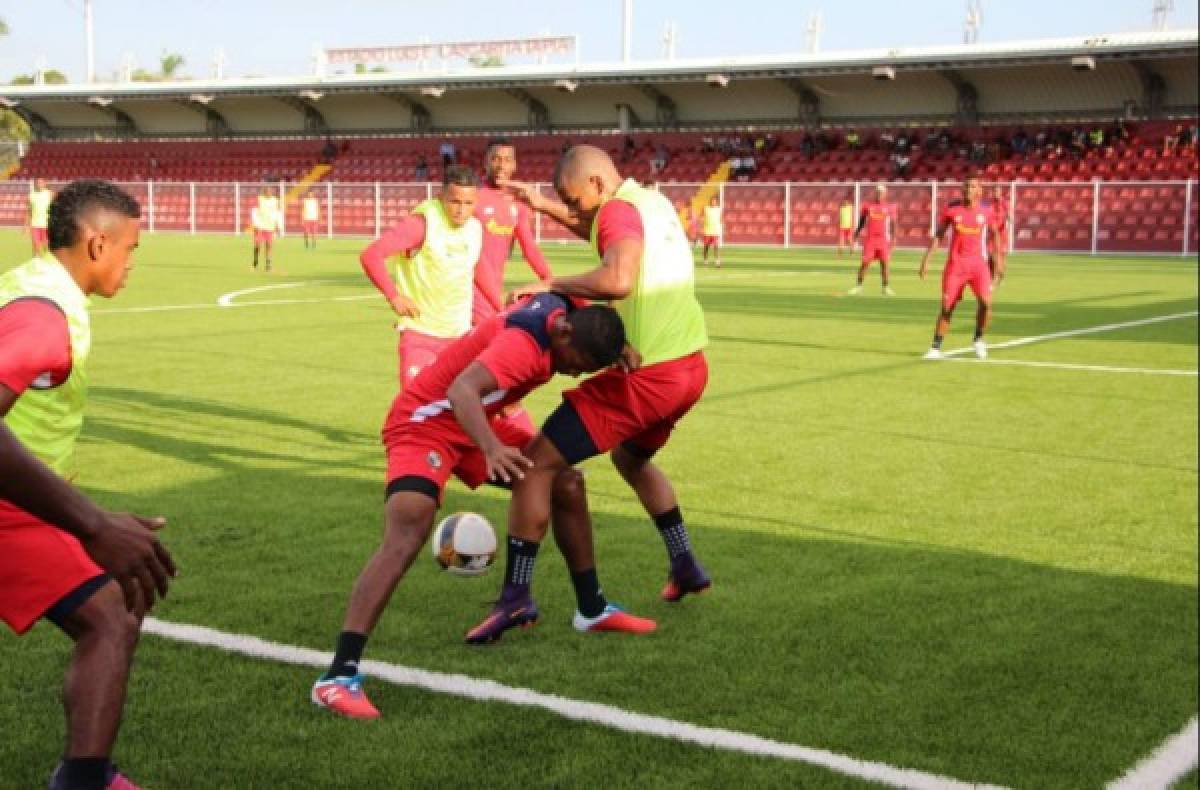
[
  {"left": 618, "top": 344, "right": 642, "bottom": 372},
  {"left": 505, "top": 282, "right": 549, "bottom": 306},
  {"left": 497, "top": 178, "right": 544, "bottom": 211},
  {"left": 484, "top": 443, "right": 534, "bottom": 484},
  {"left": 389, "top": 294, "right": 421, "bottom": 318},
  {"left": 79, "top": 513, "right": 176, "bottom": 613}
]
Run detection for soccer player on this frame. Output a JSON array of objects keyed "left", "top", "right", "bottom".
[
  {"left": 836, "top": 194, "right": 854, "bottom": 258},
  {"left": 987, "top": 185, "right": 1010, "bottom": 281},
  {"left": 472, "top": 138, "right": 553, "bottom": 326},
  {"left": 301, "top": 190, "right": 320, "bottom": 250},
  {"left": 360, "top": 165, "right": 482, "bottom": 386},
  {"left": 701, "top": 195, "right": 723, "bottom": 267},
  {"left": 311, "top": 294, "right": 645, "bottom": 718},
  {"left": 250, "top": 186, "right": 282, "bottom": 271},
  {"left": 469, "top": 145, "right": 713, "bottom": 644},
  {"left": 919, "top": 174, "right": 1003, "bottom": 360},
  {"left": 0, "top": 180, "right": 176, "bottom": 790},
  {"left": 28, "top": 178, "right": 54, "bottom": 257},
  {"left": 848, "top": 184, "right": 897, "bottom": 296}
]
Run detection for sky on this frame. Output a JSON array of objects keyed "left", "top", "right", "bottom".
[{"left": 0, "top": 0, "right": 1196, "bottom": 83}]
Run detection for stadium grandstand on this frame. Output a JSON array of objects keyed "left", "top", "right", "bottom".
[{"left": 1, "top": 29, "right": 1196, "bottom": 253}]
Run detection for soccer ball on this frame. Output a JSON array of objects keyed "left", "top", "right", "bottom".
[{"left": 431, "top": 512, "right": 497, "bottom": 576}]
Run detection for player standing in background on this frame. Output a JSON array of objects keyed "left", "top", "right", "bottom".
[
  {"left": 701, "top": 195, "right": 723, "bottom": 267},
  {"left": 919, "top": 174, "right": 1003, "bottom": 360},
  {"left": 836, "top": 194, "right": 855, "bottom": 258},
  {"left": 310, "top": 295, "right": 644, "bottom": 718},
  {"left": 0, "top": 180, "right": 176, "bottom": 790},
  {"left": 987, "top": 185, "right": 1010, "bottom": 281},
  {"left": 469, "top": 145, "right": 713, "bottom": 644},
  {"left": 301, "top": 190, "right": 320, "bottom": 250},
  {"left": 28, "top": 178, "right": 54, "bottom": 258},
  {"left": 250, "top": 186, "right": 282, "bottom": 272},
  {"left": 359, "top": 165, "right": 482, "bottom": 386},
  {"left": 848, "top": 184, "right": 897, "bottom": 296},
  {"left": 472, "top": 138, "right": 553, "bottom": 326}
]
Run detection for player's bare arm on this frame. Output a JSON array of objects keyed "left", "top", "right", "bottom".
[
  {"left": 546, "top": 237, "right": 642, "bottom": 301},
  {"left": 919, "top": 221, "right": 951, "bottom": 279},
  {"left": 498, "top": 177, "right": 592, "bottom": 240},
  {"left": 0, "top": 387, "right": 175, "bottom": 612},
  {"left": 446, "top": 361, "right": 533, "bottom": 483}
]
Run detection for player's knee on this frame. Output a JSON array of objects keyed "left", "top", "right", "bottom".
[
  {"left": 940, "top": 305, "right": 956, "bottom": 320},
  {"left": 71, "top": 582, "right": 141, "bottom": 652},
  {"left": 551, "top": 467, "right": 586, "bottom": 507}
]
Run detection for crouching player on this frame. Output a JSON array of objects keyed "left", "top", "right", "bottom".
[{"left": 312, "top": 294, "right": 654, "bottom": 719}]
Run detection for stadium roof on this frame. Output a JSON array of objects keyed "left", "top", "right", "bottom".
[{"left": 2, "top": 30, "right": 1196, "bottom": 137}]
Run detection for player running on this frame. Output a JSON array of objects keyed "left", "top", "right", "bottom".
[
  {"left": 468, "top": 145, "right": 713, "bottom": 645},
  {"left": 250, "top": 186, "right": 282, "bottom": 272},
  {"left": 301, "top": 190, "right": 320, "bottom": 250},
  {"left": 0, "top": 180, "right": 176, "bottom": 790},
  {"left": 919, "top": 174, "right": 1004, "bottom": 360},
  {"left": 836, "top": 194, "right": 854, "bottom": 258},
  {"left": 311, "top": 294, "right": 649, "bottom": 719},
  {"left": 360, "top": 166, "right": 483, "bottom": 386},
  {"left": 848, "top": 184, "right": 896, "bottom": 295},
  {"left": 28, "top": 178, "right": 54, "bottom": 258},
  {"left": 700, "top": 195, "right": 723, "bottom": 267}
]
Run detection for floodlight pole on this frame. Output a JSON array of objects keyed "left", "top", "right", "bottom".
[{"left": 85, "top": 0, "right": 95, "bottom": 83}]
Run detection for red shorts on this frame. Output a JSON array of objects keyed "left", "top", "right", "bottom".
[
  {"left": 397, "top": 329, "right": 453, "bottom": 387},
  {"left": 0, "top": 503, "right": 103, "bottom": 635},
  {"left": 564, "top": 351, "right": 708, "bottom": 456},
  {"left": 861, "top": 240, "right": 891, "bottom": 264},
  {"left": 253, "top": 230, "right": 274, "bottom": 245},
  {"left": 942, "top": 261, "right": 992, "bottom": 308},
  {"left": 383, "top": 415, "right": 535, "bottom": 501},
  {"left": 302, "top": 220, "right": 318, "bottom": 234},
  {"left": 702, "top": 234, "right": 720, "bottom": 247},
  {"left": 30, "top": 227, "right": 48, "bottom": 245},
  {"left": 838, "top": 228, "right": 853, "bottom": 244}
]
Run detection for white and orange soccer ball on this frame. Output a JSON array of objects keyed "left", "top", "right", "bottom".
[{"left": 431, "top": 512, "right": 497, "bottom": 576}]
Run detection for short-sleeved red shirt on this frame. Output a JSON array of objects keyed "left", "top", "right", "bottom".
[
  {"left": 595, "top": 199, "right": 645, "bottom": 256},
  {"left": 940, "top": 202, "right": 997, "bottom": 264},
  {"left": 0, "top": 299, "right": 72, "bottom": 396},
  {"left": 859, "top": 201, "right": 896, "bottom": 242}
]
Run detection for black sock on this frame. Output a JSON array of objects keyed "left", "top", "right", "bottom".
[
  {"left": 54, "top": 757, "right": 110, "bottom": 790},
  {"left": 501, "top": 537, "right": 539, "bottom": 601},
  {"left": 570, "top": 567, "right": 608, "bottom": 618},
  {"left": 323, "top": 631, "right": 367, "bottom": 680},
  {"left": 252, "top": 250, "right": 258, "bottom": 267},
  {"left": 653, "top": 506, "right": 693, "bottom": 563},
  {"left": 932, "top": 334, "right": 944, "bottom": 349},
  {"left": 973, "top": 329, "right": 984, "bottom": 341}
]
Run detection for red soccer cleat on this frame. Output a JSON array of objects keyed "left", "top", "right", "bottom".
[
  {"left": 311, "top": 674, "right": 381, "bottom": 719},
  {"left": 572, "top": 604, "right": 657, "bottom": 634}
]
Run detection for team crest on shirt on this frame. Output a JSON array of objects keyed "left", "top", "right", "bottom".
[
  {"left": 510, "top": 205, "right": 518, "bottom": 218},
  {"left": 31, "top": 371, "right": 56, "bottom": 390},
  {"left": 484, "top": 206, "right": 495, "bottom": 215},
  {"left": 427, "top": 451, "right": 443, "bottom": 470},
  {"left": 977, "top": 213, "right": 985, "bottom": 223}
]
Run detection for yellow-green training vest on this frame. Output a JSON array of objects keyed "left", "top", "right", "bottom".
[
  {"left": 0, "top": 257, "right": 90, "bottom": 477},
  {"left": 396, "top": 199, "right": 482, "bottom": 339},
  {"left": 29, "top": 189, "right": 53, "bottom": 229},
  {"left": 839, "top": 204, "right": 855, "bottom": 229},
  {"left": 591, "top": 179, "right": 708, "bottom": 367}
]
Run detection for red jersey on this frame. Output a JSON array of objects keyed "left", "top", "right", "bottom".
[
  {"left": 940, "top": 202, "right": 998, "bottom": 264},
  {"left": 387, "top": 292, "right": 572, "bottom": 439},
  {"left": 858, "top": 201, "right": 896, "bottom": 242},
  {"left": 988, "top": 199, "right": 1009, "bottom": 233},
  {"left": 472, "top": 185, "right": 551, "bottom": 318}
]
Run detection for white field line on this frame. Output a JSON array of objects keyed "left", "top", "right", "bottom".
[
  {"left": 1107, "top": 716, "right": 1198, "bottom": 790},
  {"left": 217, "top": 281, "right": 312, "bottom": 307},
  {"left": 944, "top": 358, "right": 1198, "bottom": 376},
  {"left": 92, "top": 281, "right": 375, "bottom": 315},
  {"left": 142, "top": 617, "right": 1006, "bottom": 790},
  {"left": 942, "top": 311, "right": 1199, "bottom": 359}
]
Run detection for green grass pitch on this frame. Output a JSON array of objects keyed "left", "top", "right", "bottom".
[{"left": 0, "top": 228, "right": 1196, "bottom": 788}]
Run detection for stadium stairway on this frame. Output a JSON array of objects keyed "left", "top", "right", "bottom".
[
  {"left": 285, "top": 163, "right": 332, "bottom": 204},
  {"left": 689, "top": 160, "right": 733, "bottom": 218}
]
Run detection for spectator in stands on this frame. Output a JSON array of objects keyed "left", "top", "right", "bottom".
[
  {"left": 845, "top": 130, "right": 861, "bottom": 150},
  {"left": 1011, "top": 128, "right": 1029, "bottom": 157},
  {"left": 1088, "top": 127, "right": 1105, "bottom": 150},
  {"left": 892, "top": 151, "right": 911, "bottom": 178},
  {"left": 895, "top": 132, "right": 910, "bottom": 153},
  {"left": 800, "top": 133, "right": 815, "bottom": 160},
  {"left": 1111, "top": 118, "right": 1131, "bottom": 146},
  {"left": 622, "top": 135, "right": 636, "bottom": 162},
  {"left": 938, "top": 130, "right": 952, "bottom": 151},
  {"left": 764, "top": 133, "right": 779, "bottom": 151},
  {"left": 1034, "top": 129, "right": 1048, "bottom": 151},
  {"left": 415, "top": 155, "right": 429, "bottom": 181},
  {"left": 878, "top": 130, "right": 895, "bottom": 150},
  {"left": 970, "top": 140, "right": 987, "bottom": 163},
  {"left": 1183, "top": 125, "right": 1199, "bottom": 151},
  {"left": 651, "top": 143, "right": 670, "bottom": 174},
  {"left": 1069, "top": 127, "right": 1086, "bottom": 158},
  {"left": 439, "top": 140, "right": 456, "bottom": 168},
  {"left": 701, "top": 136, "right": 715, "bottom": 153},
  {"left": 321, "top": 137, "right": 337, "bottom": 164},
  {"left": 742, "top": 154, "right": 757, "bottom": 177}
]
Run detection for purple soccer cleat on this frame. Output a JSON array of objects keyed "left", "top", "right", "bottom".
[
  {"left": 661, "top": 556, "right": 712, "bottom": 602},
  {"left": 465, "top": 595, "right": 540, "bottom": 645}
]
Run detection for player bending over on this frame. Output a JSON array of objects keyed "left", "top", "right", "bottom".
[
  {"left": 848, "top": 184, "right": 896, "bottom": 296},
  {"left": 0, "top": 180, "right": 176, "bottom": 790},
  {"left": 360, "top": 166, "right": 482, "bottom": 386},
  {"left": 312, "top": 295, "right": 650, "bottom": 719},
  {"left": 469, "top": 145, "right": 713, "bottom": 645},
  {"left": 919, "top": 174, "right": 1004, "bottom": 360}
]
